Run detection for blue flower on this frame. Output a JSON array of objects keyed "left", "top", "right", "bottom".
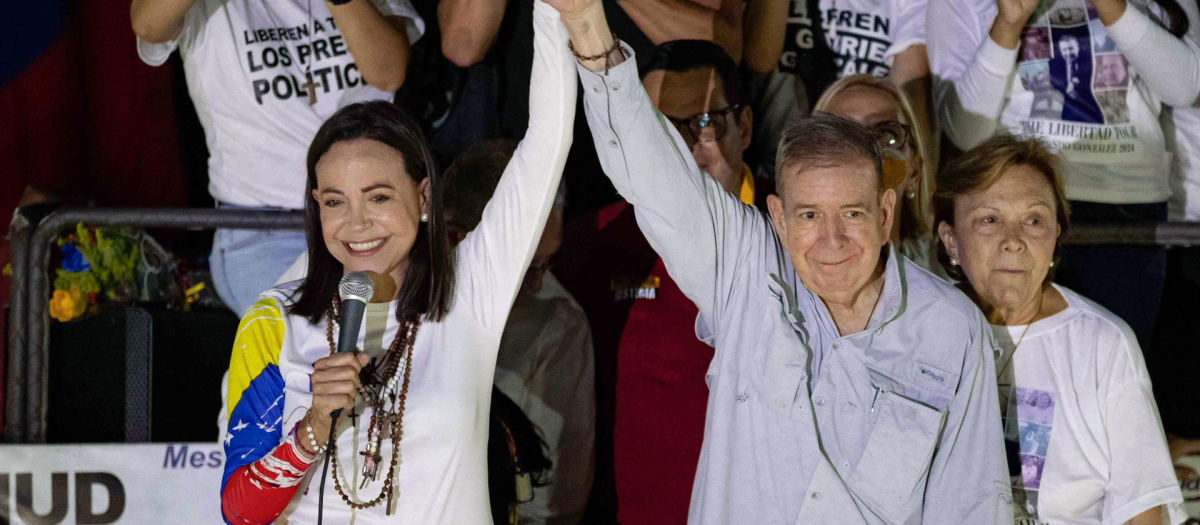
[{"left": 60, "top": 243, "right": 91, "bottom": 273}]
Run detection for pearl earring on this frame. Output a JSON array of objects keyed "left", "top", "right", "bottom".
[
  {"left": 950, "top": 258, "right": 959, "bottom": 266},
  {"left": 907, "top": 190, "right": 916, "bottom": 199},
  {"left": 1049, "top": 261, "right": 1054, "bottom": 267},
  {"left": 420, "top": 213, "right": 429, "bottom": 223}
]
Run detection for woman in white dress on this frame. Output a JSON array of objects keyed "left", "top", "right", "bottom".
[{"left": 217, "top": 2, "right": 575, "bottom": 523}]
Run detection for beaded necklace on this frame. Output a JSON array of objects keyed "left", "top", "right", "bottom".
[{"left": 323, "top": 299, "right": 421, "bottom": 514}]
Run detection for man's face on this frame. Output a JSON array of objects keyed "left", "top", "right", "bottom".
[
  {"left": 767, "top": 159, "right": 895, "bottom": 305},
  {"left": 1098, "top": 58, "right": 1124, "bottom": 85},
  {"left": 1058, "top": 37, "right": 1079, "bottom": 63},
  {"left": 643, "top": 67, "right": 752, "bottom": 195}
]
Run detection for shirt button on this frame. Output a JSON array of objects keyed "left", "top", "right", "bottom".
[
  {"left": 611, "top": 82, "right": 621, "bottom": 91},
  {"left": 592, "top": 85, "right": 602, "bottom": 93},
  {"left": 843, "top": 462, "right": 850, "bottom": 469},
  {"left": 608, "top": 139, "right": 618, "bottom": 148},
  {"left": 811, "top": 492, "right": 821, "bottom": 501},
  {"left": 832, "top": 342, "right": 841, "bottom": 350},
  {"left": 816, "top": 397, "right": 826, "bottom": 407}
]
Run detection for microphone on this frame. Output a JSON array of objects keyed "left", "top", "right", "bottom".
[
  {"left": 331, "top": 272, "right": 374, "bottom": 420},
  {"left": 317, "top": 271, "right": 395, "bottom": 525},
  {"left": 336, "top": 271, "right": 374, "bottom": 355}
]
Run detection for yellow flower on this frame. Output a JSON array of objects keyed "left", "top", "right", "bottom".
[{"left": 49, "top": 287, "right": 87, "bottom": 322}]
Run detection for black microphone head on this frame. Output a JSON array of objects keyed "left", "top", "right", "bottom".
[{"left": 339, "top": 271, "right": 374, "bottom": 304}]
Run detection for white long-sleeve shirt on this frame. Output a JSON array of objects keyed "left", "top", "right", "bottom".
[
  {"left": 928, "top": 0, "right": 1200, "bottom": 204},
  {"left": 220, "top": 2, "right": 575, "bottom": 522}
]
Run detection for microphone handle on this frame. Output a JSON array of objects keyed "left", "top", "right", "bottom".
[
  {"left": 332, "top": 298, "right": 367, "bottom": 417},
  {"left": 336, "top": 297, "right": 368, "bottom": 354}
]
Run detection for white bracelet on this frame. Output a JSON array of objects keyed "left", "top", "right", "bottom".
[{"left": 306, "top": 425, "right": 328, "bottom": 455}]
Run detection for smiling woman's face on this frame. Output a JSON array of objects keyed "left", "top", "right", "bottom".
[
  {"left": 939, "top": 164, "right": 1060, "bottom": 314},
  {"left": 312, "top": 138, "right": 428, "bottom": 288}
]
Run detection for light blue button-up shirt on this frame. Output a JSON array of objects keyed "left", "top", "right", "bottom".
[{"left": 575, "top": 48, "right": 1012, "bottom": 525}]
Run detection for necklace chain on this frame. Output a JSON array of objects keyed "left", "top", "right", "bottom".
[
  {"left": 994, "top": 294, "right": 1045, "bottom": 381},
  {"left": 323, "top": 298, "right": 421, "bottom": 513}
]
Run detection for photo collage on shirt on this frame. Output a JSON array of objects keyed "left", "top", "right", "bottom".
[
  {"left": 1016, "top": 0, "right": 1131, "bottom": 124},
  {"left": 1001, "top": 385, "right": 1056, "bottom": 523}
]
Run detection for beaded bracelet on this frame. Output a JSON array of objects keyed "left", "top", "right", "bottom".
[
  {"left": 568, "top": 32, "right": 625, "bottom": 75},
  {"left": 306, "top": 424, "right": 329, "bottom": 455},
  {"left": 289, "top": 423, "right": 319, "bottom": 459}
]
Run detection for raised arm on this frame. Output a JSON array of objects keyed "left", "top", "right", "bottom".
[
  {"left": 330, "top": 0, "right": 422, "bottom": 92},
  {"left": 928, "top": 0, "right": 1032, "bottom": 151},
  {"left": 1096, "top": 0, "right": 1200, "bottom": 107},
  {"left": 548, "top": 0, "right": 767, "bottom": 331},
  {"left": 455, "top": 0, "right": 575, "bottom": 334},
  {"left": 438, "top": 0, "right": 511, "bottom": 66},
  {"left": 921, "top": 313, "right": 1013, "bottom": 524},
  {"left": 742, "top": 0, "right": 790, "bottom": 73}
]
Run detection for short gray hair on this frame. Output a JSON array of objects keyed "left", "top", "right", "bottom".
[{"left": 773, "top": 114, "right": 884, "bottom": 193}]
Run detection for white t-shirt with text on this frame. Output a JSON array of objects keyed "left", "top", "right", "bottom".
[
  {"left": 753, "top": 0, "right": 926, "bottom": 176},
  {"left": 993, "top": 285, "right": 1184, "bottom": 525},
  {"left": 137, "top": 0, "right": 424, "bottom": 209},
  {"left": 929, "top": 0, "right": 1200, "bottom": 204}
]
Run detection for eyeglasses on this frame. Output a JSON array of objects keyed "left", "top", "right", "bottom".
[
  {"left": 873, "top": 121, "right": 911, "bottom": 152},
  {"left": 665, "top": 105, "right": 742, "bottom": 144}
]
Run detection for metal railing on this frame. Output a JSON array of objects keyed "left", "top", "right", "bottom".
[{"left": 5, "top": 207, "right": 1200, "bottom": 443}]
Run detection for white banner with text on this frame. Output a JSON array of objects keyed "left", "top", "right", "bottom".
[{"left": 0, "top": 443, "right": 223, "bottom": 524}]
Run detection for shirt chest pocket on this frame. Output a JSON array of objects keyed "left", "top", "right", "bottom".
[{"left": 848, "top": 369, "right": 947, "bottom": 524}]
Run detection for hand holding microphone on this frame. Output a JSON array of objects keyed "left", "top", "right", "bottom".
[{"left": 304, "top": 271, "right": 397, "bottom": 448}]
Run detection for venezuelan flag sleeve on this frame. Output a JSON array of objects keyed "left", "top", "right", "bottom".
[{"left": 221, "top": 297, "right": 288, "bottom": 494}]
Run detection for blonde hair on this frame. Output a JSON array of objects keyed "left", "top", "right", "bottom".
[{"left": 813, "top": 74, "right": 933, "bottom": 238}]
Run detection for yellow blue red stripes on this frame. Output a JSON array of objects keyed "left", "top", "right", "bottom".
[{"left": 222, "top": 298, "right": 288, "bottom": 500}]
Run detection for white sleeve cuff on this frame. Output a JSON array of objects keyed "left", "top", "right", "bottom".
[
  {"left": 1103, "top": 484, "right": 1185, "bottom": 525},
  {"left": 136, "top": 36, "right": 176, "bottom": 67}
]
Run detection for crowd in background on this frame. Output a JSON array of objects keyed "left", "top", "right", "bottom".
[{"left": 6, "top": 0, "right": 1200, "bottom": 522}]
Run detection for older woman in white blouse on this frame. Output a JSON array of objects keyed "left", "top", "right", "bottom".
[{"left": 936, "top": 135, "right": 1185, "bottom": 525}]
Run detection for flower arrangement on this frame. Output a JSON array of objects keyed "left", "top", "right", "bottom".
[{"left": 50, "top": 223, "right": 141, "bottom": 322}]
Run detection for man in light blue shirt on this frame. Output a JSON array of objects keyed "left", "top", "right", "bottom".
[{"left": 546, "top": 0, "right": 1013, "bottom": 523}]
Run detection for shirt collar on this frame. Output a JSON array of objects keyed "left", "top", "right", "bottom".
[
  {"left": 772, "top": 243, "right": 908, "bottom": 335},
  {"left": 867, "top": 244, "right": 907, "bottom": 330}
]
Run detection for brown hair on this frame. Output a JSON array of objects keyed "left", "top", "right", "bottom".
[
  {"left": 442, "top": 138, "right": 519, "bottom": 235},
  {"left": 290, "top": 101, "right": 455, "bottom": 324},
  {"left": 813, "top": 74, "right": 933, "bottom": 238},
  {"left": 933, "top": 134, "right": 1071, "bottom": 284},
  {"left": 774, "top": 113, "right": 884, "bottom": 193}
]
